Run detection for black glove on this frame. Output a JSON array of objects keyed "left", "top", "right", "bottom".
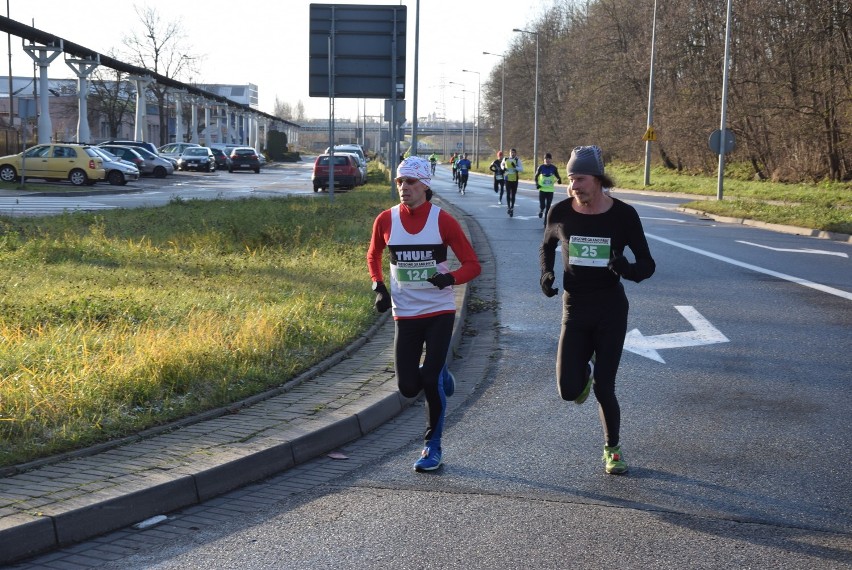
[
  {"left": 608, "top": 255, "right": 631, "bottom": 277},
  {"left": 427, "top": 272, "right": 455, "bottom": 290},
  {"left": 536, "top": 184, "right": 541, "bottom": 189},
  {"left": 540, "top": 271, "right": 558, "bottom": 297},
  {"left": 373, "top": 281, "right": 391, "bottom": 313}
]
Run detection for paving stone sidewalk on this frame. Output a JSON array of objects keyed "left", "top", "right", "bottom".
[{"left": 0, "top": 199, "right": 489, "bottom": 566}]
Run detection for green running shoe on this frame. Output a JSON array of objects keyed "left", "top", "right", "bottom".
[
  {"left": 575, "top": 356, "right": 595, "bottom": 405},
  {"left": 603, "top": 445, "right": 628, "bottom": 474}
]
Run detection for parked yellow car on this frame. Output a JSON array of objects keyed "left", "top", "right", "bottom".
[{"left": 0, "top": 143, "right": 106, "bottom": 186}]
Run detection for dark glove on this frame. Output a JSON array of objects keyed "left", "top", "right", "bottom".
[
  {"left": 536, "top": 184, "right": 541, "bottom": 190},
  {"left": 540, "top": 271, "right": 558, "bottom": 297},
  {"left": 608, "top": 255, "right": 631, "bottom": 277},
  {"left": 373, "top": 281, "right": 391, "bottom": 313},
  {"left": 427, "top": 272, "right": 455, "bottom": 290}
]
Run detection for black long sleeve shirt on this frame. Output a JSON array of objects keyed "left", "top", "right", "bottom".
[{"left": 540, "top": 197, "right": 655, "bottom": 295}]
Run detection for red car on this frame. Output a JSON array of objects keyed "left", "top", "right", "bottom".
[{"left": 311, "top": 153, "right": 361, "bottom": 192}]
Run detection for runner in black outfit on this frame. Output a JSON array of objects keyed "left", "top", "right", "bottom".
[
  {"left": 539, "top": 145, "right": 655, "bottom": 475},
  {"left": 490, "top": 150, "right": 506, "bottom": 204}
]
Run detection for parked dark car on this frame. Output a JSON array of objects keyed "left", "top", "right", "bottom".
[
  {"left": 210, "top": 147, "right": 232, "bottom": 172},
  {"left": 229, "top": 147, "right": 261, "bottom": 173},
  {"left": 100, "top": 140, "right": 178, "bottom": 168},
  {"left": 100, "top": 140, "right": 160, "bottom": 158},
  {"left": 177, "top": 147, "right": 216, "bottom": 172},
  {"left": 311, "top": 154, "right": 360, "bottom": 192}
]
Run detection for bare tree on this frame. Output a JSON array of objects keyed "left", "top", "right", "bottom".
[
  {"left": 480, "top": 0, "right": 851, "bottom": 182},
  {"left": 122, "top": 4, "right": 199, "bottom": 146},
  {"left": 274, "top": 97, "right": 293, "bottom": 120},
  {"left": 89, "top": 59, "right": 136, "bottom": 139}
]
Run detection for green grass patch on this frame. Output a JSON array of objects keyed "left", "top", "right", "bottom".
[
  {"left": 608, "top": 162, "right": 852, "bottom": 234},
  {"left": 472, "top": 159, "right": 851, "bottom": 234},
  {"left": 0, "top": 169, "right": 396, "bottom": 467}
]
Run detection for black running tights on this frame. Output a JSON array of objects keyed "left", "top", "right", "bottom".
[
  {"left": 556, "top": 284, "right": 629, "bottom": 447},
  {"left": 394, "top": 313, "right": 455, "bottom": 442},
  {"left": 505, "top": 180, "right": 519, "bottom": 209}
]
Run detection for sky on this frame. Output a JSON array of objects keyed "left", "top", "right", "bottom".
[{"left": 8, "top": 0, "right": 552, "bottom": 122}]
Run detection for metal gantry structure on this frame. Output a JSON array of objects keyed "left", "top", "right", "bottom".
[{"left": 0, "top": 15, "right": 297, "bottom": 149}]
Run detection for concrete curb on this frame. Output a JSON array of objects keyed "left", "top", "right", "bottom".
[{"left": 678, "top": 207, "right": 852, "bottom": 243}]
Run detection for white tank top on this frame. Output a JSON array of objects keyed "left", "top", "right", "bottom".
[{"left": 388, "top": 204, "right": 455, "bottom": 317}]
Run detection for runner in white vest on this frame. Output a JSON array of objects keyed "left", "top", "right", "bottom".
[{"left": 367, "top": 156, "right": 481, "bottom": 472}]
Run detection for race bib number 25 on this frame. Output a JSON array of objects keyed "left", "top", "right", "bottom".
[{"left": 568, "top": 236, "right": 612, "bottom": 267}]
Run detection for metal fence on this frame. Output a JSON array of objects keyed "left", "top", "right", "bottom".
[{"left": 0, "top": 128, "right": 21, "bottom": 156}]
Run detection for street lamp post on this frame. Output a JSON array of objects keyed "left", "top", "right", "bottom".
[
  {"left": 643, "top": 0, "right": 658, "bottom": 187},
  {"left": 461, "top": 69, "right": 481, "bottom": 168},
  {"left": 451, "top": 94, "right": 466, "bottom": 155},
  {"left": 448, "top": 81, "right": 469, "bottom": 155},
  {"left": 513, "top": 28, "right": 539, "bottom": 169},
  {"left": 482, "top": 51, "right": 505, "bottom": 154}
]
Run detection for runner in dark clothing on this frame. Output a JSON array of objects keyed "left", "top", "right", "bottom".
[
  {"left": 490, "top": 150, "right": 506, "bottom": 204},
  {"left": 539, "top": 145, "right": 655, "bottom": 475},
  {"left": 535, "top": 152, "right": 562, "bottom": 226},
  {"left": 456, "top": 153, "right": 471, "bottom": 194}
]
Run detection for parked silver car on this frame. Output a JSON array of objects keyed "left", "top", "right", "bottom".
[
  {"left": 89, "top": 147, "right": 140, "bottom": 186},
  {"left": 99, "top": 144, "right": 174, "bottom": 178},
  {"left": 159, "top": 142, "right": 201, "bottom": 162}
]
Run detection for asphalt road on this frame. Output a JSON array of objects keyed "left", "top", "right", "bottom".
[{"left": 11, "top": 165, "right": 852, "bottom": 569}]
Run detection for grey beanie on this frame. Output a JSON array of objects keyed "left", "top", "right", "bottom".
[{"left": 566, "top": 145, "right": 604, "bottom": 177}]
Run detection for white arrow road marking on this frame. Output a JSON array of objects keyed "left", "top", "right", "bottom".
[
  {"left": 624, "top": 305, "right": 729, "bottom": 363},
  {"left": 736, "top": 240, "right": 848, "bottom": 258}
]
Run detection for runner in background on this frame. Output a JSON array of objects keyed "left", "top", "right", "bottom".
[
  {"left": 456, "top": 153, "right": 472, "bottom": 194},
  {"left": 501, "top": 148, "right": 523, "bottom": 217},
  {"left": 535, "top": 152, "right": 562, "bottom": 226},
  {"left": 490, "top": 150, "right": 506, "bottom": 204}
]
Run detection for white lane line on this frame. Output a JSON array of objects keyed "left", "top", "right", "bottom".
[
  {"left": 646, "top": 232, "right": 852, "bottom": 301},
  {"left": 736, "top": 240, "right": 848, "bottom": 258}
]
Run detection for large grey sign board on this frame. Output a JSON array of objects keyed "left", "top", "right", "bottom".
[{"left": 309, "top": 4, "right": 406, "bottom": 99}]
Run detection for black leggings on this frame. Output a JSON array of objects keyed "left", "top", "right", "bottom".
[
  {"left": 394, "top": 313, "right": 455, "bottom": 443},
  {"left": 556, "top": 284, "right": 629, "bottom": 447},
  {"left": 539, "top": 191, "right": 554, "bottom": 217},
  {"left": 494, "top": 177, "right": 505, "bottom": 197},
  {"left": 505, "top": 180, "right": 519, "bottom": 209},
  {"left": 458, "top": 171, "right": 469, "bottom": 190}
]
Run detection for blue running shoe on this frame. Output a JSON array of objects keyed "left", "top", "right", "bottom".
[
  {"left": 440, "top": 365, "right": 455, "bottom": 397},
  {"left": 413, "top": 445, "right": 442, "bottom": 472}
]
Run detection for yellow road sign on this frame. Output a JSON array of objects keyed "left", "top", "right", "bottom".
[{"left": 642, "top": 126, "right": 657, "bottom": 142}]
